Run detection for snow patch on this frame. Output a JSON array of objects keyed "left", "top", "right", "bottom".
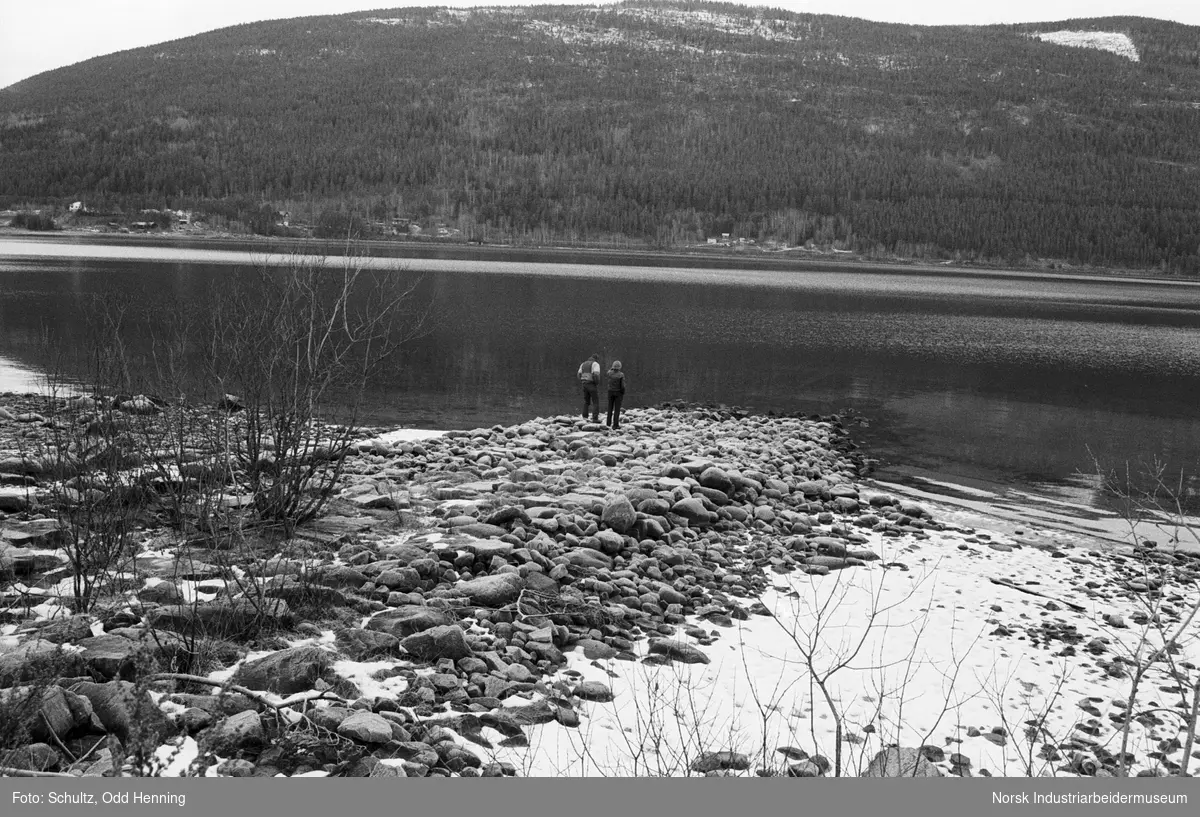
[
  {"left": 614, "top": 7, "right": 809, "bottom": 42},
  {"left": 367, "top": 427, "right": 446, "bottom": 447},
  {"left": 1032, "top": 31, "right": 1139, "bottom": 62}
]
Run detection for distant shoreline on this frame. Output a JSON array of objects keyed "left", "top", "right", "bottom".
[{"left": 1, "top": 227, "right": 1190, "bottom": 286}]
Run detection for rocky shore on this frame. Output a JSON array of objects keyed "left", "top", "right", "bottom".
[{"left": 1, "top": 395, "right": 1198, "bottom": 779}]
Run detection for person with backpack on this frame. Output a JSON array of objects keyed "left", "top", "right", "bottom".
[
  {"left": 605, "top": 360, "right": 627, "bottom": 430},
  {"left": 578, "top": 353, "right": 601, "bottom": 422}
]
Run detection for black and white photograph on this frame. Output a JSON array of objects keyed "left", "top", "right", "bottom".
[{"left": 0, "top": 0, "right": 1198, "bottom": 802}]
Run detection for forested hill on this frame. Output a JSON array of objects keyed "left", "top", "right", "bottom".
[{"left": 3, "top": 1, "right": 1200, "bottom": 272}]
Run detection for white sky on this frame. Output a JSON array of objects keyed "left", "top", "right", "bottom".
[{"left": 2, "top": 0, "right": 1198, "bottom": 89}]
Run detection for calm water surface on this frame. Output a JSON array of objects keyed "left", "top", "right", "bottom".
[{"left": 2, "top": 237, "right": 1199, "bottom": 510}]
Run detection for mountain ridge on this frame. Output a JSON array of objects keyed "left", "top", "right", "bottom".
[{"left": 2, "top": 1, "right": 1199, "bottom": 272}]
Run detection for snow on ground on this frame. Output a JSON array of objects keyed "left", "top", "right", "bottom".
[
  {"left": 475, "top": 526, "right": 1198, "bottom": 777},
  {"left": 152, "top": 736, "right": 201, "bottom": 777},
  {"left": 366, "top": 427, "right": 446, "bottom": 446},
  {"left": 1032, "top": 31, "right": 1140, "bottom": 62},
  {"left": 872, "top": 477, "right": 1200, "bottom": 556}
]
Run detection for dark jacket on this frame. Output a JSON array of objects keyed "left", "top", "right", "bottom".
[
  {"left": 579, "top": 359, "right": 600, "bottom": 387},
  {"left": 606, "top": 368, "right": 626, "bottom": 395}
]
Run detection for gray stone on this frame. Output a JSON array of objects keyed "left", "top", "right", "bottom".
[
  {"left": 146, "top": 598, "right": 292, "bottom": 637},
  {"left": 455, "top": 572, "right": 525, "bottom": 607},
  {"left": 562, "top": 548, "right": 613, "bottom": 570},
  {"left": 0, "top": 487, "right": 35, "bottom": 513},
  {"left": 402, "top": 624, "right": 473, "bottom": 662},
  {"left": 594, "top": 530, "right": 625, "bottom": 555},
  {"left": 463, "top": 539, "right": 516, "bottom": 559},
  {"left": 671, "top": 497, "right": 715, "bottom": 525},
  {"left": 375, "top": 567, "right": 422, "bottom": 591},
  {"left": 337, "top": 711, "right": 394, "bottom": 744},
  {"left": 30, "top": 687, "right": 80, "bottom": 742},
  {"left": 366, "top": 605, "right": 454, "bottom": 638},
  {"left": 69, "top": 680, "right": 174, "bottom": 744},
  {"left": 691, "top": 750, "right": 750, "bottom": 773},
  {"left": 456, "top": 523, "right": 509, "bottom": 539},
  {"left": 334, "top": 628, "right": 402, "bottom": 660},
  {"left": 699, "top": 467, "right": 735, "bottom": 497},
  {"left": 647, "top": 639, "right": 710, "bottom": 665},
  {"left": 206, "top": 710, "right": 264, "bottom": 755},
  {"left": 862, "top": 747, "right": 944, "bottom": 777},
  {"left": 600, "top": 494, "right": 637, "bottom": 534},
  {"left": 76, "top": 634, "right": 141, "bottom": 681},
  {"left": 573, "top": 681, "right": 614, "bottom": 702},
  {"left": 215, "top": 758, "right": 257, "bottom": 777},
  {"left": 6, "top": 743, "right": 60, "bottom": 772},
  {"left": 576, "top": 639, "right": 619, "bottom": 660},
  {"left": 232, "top": 646, "right": 332, "bottom": 695}
]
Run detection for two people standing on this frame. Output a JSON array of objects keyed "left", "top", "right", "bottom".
[{"left": 578, "top": 353, "right": 627, "bottom": 430}]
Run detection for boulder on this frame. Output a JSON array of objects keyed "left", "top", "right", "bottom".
[
  {"left": 205, "top": 710, "right": 264, "bottom": 755},
  {"left": 334, "top": 629, "right": 402, "bottom": 661},
  {"left": 30, "top": 687, "right": 85, "bottom": 742},
  {"left": 863, "top": 747, "right": 944, "bottom": 777},
  {"left": 600, "top": 494, "right": 637, "bottom": 534},
  {"left": 647, "top": 639, "right": 710, "bottom": 665},
  {"left": 337, "top": 711, "right": 393, "bottom": 744},
  {"left": 402, "top": 624, "right": 473, "bottom": 662},
  {"left": 0, "top": 640, "right": 86, "bottom": 686},
  {"left": 232, "top": 646, "right": 333, "bottom": 695},
  {"left": 562, "top": 548, "right": 613, "bottom": 570},
  {"left": 691, "top": 751, "right": 750, "bottom": 773},
  {"left": 593, "top": 530, "right": 625, "bottom": 555},
  {"left": 456, "top": 523, "right": 509, "bottom": 539},
  {"left": 365, "top": 605, "right": 454, "bottom": 638},
  {"left": 455, "top": 572, "right": 525, "bottom": 607},
  {"left": 146, "top": 598, "right": 292, "bottom": 637},
  {"left": 698, "top": 467, "right": 735, "bottom": 497},
  {"left": 68, "top": 680, "right": 174, "bottom": 744},
  {"left": 671, "top": 498, "right": 715, "bottom": 526},
  {"left": 573, "top": 681, "right": 615, "bottom": 702},
  {"left": 7, "top": 743, "right": 61, "bottom": 772},
  {"left": 0, "top": 487, "right": 34, "bottom": 513},
  {"left": 76, "top": 634, "right": 142, "bottom": 681}
]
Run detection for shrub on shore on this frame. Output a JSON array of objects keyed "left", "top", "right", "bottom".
[{"left": 11, "top": 212, "right": 56, "bottom": 231}]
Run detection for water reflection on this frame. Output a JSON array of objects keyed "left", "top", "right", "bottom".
[{"left": 2, "top": 240, "right": 1200, "bottom": 509}]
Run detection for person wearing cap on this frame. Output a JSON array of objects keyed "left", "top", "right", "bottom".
[
  {"left": 605, "top": 360, "right": 627, "bottom": 430},
  {"left": 578, "top": 353, "right": 602, "bottom": 422}
]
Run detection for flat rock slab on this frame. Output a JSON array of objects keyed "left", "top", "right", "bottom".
[
  {"left": 0, "top": 487, "right": 35, "bottom": 512},
  {"left": 76, "top": 634, "right": 141, "bottom": 681},
  {"left": 232, "top": 645, "right": 333, "bottom": 695},
  {"left": 401, "top": 624, "right": 473, "bottom": 662},
  {"left": 0, "top": 519, "right": 67, "bottom": 548},
  {"left": 366, "top": 605, "right": 455, "bottom": 638},
  {"left": 454, "top": 573, "right": 525, "bottom": 607},
  {"left": 647, "top": 639, "right": 710, "bottom": 665},
  {"left": 338, "top": 711, "right": 394, "bottom": 744}
]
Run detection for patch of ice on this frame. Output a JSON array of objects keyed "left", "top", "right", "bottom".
[{"left": 1032, "top": 31, "right": 1139, "bottom": 62}]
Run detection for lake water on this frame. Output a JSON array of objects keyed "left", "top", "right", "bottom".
[{"left": 3, "top": 236, "right": 1200, "bottom": 515}]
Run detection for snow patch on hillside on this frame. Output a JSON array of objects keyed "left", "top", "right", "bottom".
[
  {"left": 360, "top": 17, "right": 409, "bottom": 26},
  {"left": 614, "top": 6, "right": 811, "bottom": 42},
  {"left": 1032, "top": 31, "right": 1139, "bottom": 62},
  {"left": 525, "top": 20, "right": 710, "bottom": 55}
]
